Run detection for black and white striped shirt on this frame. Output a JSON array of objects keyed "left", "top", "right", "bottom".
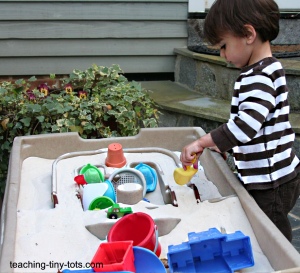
[{"left": 211, "top": 57, "right": 300, "bottom": 190}]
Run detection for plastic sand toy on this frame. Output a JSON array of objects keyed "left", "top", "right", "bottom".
[
  {"left": 167, "top": 228, "right": 254, "bottom": 273},
  {"left": 79, "top": 163, "right": 104, "bottom": 183},
  {"left": 134, "top": 163, "right": 158, "bottom": 192},
  {"left": 106, "top": 203, "right": 133, "bottom": 219}
]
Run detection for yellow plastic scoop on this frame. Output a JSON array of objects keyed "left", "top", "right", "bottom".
[{"left": 173, "top": 158, "right": 198, "bottom": 185}]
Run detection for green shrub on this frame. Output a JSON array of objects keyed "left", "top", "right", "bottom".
[{"left": 0, "top": 64, "right": 159, "bottom": 194}]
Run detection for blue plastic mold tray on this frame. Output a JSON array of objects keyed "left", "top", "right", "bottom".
[{"left": 167, "top": 228, "right": 254, "bottom": 273}]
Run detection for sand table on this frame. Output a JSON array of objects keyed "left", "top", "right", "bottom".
[{"left": 14, "top": 151, "right": 274, "bottom": 272}]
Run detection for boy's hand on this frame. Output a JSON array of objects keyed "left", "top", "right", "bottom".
[
  {"left": 180, "top": 139, "right": 204, "bottom": 169},
  {"left": 180, "top": 133, "right": 220, "bottom": 168}
]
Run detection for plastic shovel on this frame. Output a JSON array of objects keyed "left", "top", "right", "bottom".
[{"left": 173, "top": 157, "right": 197, "bottom": 186}]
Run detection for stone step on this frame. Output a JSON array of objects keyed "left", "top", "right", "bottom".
[
  {"left": 174, "top": 48, "right": 300, "bottom": 112},
  {"left": 141, "top": 80, "right": 300, "bottom": 134}
]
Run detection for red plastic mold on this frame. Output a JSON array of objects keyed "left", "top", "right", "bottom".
[{"left": 91, "top": 241, "right": 135, "bottom": 272}]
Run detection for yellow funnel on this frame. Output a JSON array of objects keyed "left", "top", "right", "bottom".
[{"left": 173, "top": 165, "right": 197, "bottom": 185}]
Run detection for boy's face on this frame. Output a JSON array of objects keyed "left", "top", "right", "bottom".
[{"left": 218, "top": 33, "right": 253, "bottom": 68}]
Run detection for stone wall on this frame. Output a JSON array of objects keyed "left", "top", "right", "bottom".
[{"left": 187, "top": 18, "right": 300, "bottom": 58}]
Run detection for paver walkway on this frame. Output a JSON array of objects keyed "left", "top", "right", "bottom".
[{"left": 290, "top": 197, "right": 300, "bottom": 253}]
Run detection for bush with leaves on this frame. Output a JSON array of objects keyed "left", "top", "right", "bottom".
[{"left": 0, "top": 64, "right": 159, "bottom": 194}]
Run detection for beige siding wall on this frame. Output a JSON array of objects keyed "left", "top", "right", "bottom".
[{"left": 0, "top": 0, "right": 188, "bottom": 76}]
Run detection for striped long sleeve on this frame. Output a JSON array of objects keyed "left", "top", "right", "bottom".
[{"left": 211, "top": 57, "right": 300, "bottom": 190}]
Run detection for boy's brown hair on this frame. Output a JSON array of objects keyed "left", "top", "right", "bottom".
[{"left": 204, "top": 0, "right": 280, "bottom": 45}]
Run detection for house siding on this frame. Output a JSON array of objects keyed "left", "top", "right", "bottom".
[{"left": 0, "top": 0, "right": 188, "bottom": 76}]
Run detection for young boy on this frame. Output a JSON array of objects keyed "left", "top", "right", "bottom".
[{"left": 180, "top": 0, "right": 300, "bottom": 242}]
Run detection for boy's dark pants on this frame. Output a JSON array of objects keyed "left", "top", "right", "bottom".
[{"left": 250, "top": 172, "right": 300, "bottom": 242}]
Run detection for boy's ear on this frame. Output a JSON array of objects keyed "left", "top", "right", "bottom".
[{"left": 244, "top": 24, "right": 257, "bottom": 44}]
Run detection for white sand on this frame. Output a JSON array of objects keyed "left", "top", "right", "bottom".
[{"left": 13, "top": 152, "right": 274, "bottom": 272}]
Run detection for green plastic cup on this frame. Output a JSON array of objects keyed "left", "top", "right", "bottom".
[{"left": 79, "top": 163, "right": 104, "bottom": 183}]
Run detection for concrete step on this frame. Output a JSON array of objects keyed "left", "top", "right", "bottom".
[
  {"left": 142, "top": 80, "right": 229, "bottom": 123},
  {"left": 142, "top": 80, "right": 300, "bottom": 134}
]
